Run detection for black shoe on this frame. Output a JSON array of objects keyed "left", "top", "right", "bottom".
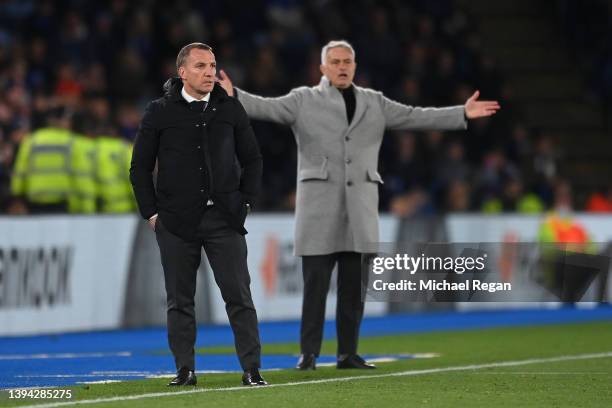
[
  {"left": 336, "top": 354, "right": 376, "bottom": 369},
  {"left": 296, "top": 353, "right": 316, "bottom": 370},
  {"left": 242, "top": 368, "right": 268, "bottom": 386},
  {"left": 168, "top": 367, "right": 197, "bottom": 386}
]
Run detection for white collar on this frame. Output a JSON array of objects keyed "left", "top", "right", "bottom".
[{"left": 181, "top": 86, "right": 211, "bottom": 103}]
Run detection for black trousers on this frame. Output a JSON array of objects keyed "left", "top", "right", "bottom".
[
  {"left": 300, "top": 251, "right": 368, "bottom": 357},
  {"left": 155, "top": 206, "right": 261, "bottom": 371}
]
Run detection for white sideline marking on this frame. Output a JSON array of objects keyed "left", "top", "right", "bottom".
[
  {"left": 469, "top": 371, "right": 610, "bottom": 375},
  {"left": 0, "top": 352, "right": 131, "bottom": 360},
  {"left": 16, "top": 353, "right": 440, "bottom": 379},
  {"left": 17, "top": 352, "right": 612, "bottom": 408},
  {"left": 315, "top": 353, "right": 440, "bottom": 368},
  {"left": 145, "top": 370, "right": 238, "bottom": 379},
  {"left": 16, "top": 374, "right": 158, "bottom": 379},
  {"left": 77, "top": 381, "right": 122, "bottom": 385}
]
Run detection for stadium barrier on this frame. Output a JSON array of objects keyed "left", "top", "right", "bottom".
[
  {"left": 1, "top": 213, "right": 610, "bottom": 336},
  {"left": 0, "top": 215, "right": 138, "bottom": 336}
]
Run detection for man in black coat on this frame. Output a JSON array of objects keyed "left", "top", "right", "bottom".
[{"left": 130, "top": 43, "right": 266, "bottom": 386}]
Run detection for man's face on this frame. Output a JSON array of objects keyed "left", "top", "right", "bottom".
[
  {"left": 320, "top": 47, "right": 356, "bottom": 89},
  {"left": 179, "top": 48, "right": 216, "bottom": 96}
]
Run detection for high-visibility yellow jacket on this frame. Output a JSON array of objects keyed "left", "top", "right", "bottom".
[
  {"left": 95, "top": 136, "right": 136, "bottom": 213},
  {"left": 71, "top": 134, "right": 96, "bottom": 213},
  {"left": 11, "top": 127, "right": 96, "bottom": 213}
]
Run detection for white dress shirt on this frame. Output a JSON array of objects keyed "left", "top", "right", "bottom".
[{"left": 181, "top": 86, "right": 211, "bottom": 103}]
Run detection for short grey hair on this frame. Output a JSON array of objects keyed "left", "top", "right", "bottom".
[
  {"left": 320, "top": 40, "right": 355, "bottom": 65},
  {"left": 176, "top": 42, "right": 213, "bottom": 72}
]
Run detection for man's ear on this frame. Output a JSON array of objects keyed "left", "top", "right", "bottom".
[
  {"left": 319, "top": 64, "right": 325, "bottom": 76},
  {"left": 178, "top": 66, "right": 186, "bottom": 80}
]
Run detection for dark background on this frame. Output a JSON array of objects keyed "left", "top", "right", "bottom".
[{"left": 0, "top": 0, "right": 611, "bottom": 214}]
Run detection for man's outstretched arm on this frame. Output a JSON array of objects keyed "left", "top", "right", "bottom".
[
  {"left": 218, "top": 69, "right": 302, "bottom": 126},
  {"left": 382, "top": 90, "right": 500, "bottom": 131}
]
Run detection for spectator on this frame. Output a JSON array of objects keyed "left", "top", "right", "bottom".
[
  {"left": 435, "top": 138, "right": 472, "bottom": 187},
  {"left": 586, "top": 186, "right": 612, "bottom": 212},
  {"left": 444, "top": 179, "right": 472, "bottom": 212},
  {"left": 0, "top": 1, "right": 533, "bottom": 214}
]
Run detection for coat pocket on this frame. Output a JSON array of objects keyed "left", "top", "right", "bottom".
[
  {"left": 366, "top": 168, "right": 384, "bottom": 184},
  {"left": 298, "top": 157, "right": 329, "bottom": 181}
]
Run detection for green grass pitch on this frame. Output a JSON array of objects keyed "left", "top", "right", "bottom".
[{"left": 2, "top": 321, "right": 611, "bottom": 407}]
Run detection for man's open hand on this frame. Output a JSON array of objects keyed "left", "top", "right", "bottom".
[{"left": 464, "top": 90, "right": 500, "bottom": 119}]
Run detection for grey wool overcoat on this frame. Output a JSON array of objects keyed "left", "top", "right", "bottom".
[{"left": 236, "top": 77, "right": 467, "bottom": 256}]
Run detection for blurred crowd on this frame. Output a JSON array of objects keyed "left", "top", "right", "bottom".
[
  {"left": 0, "top": 0, "right": 610, "bottom": 215},
  {"left": 554, "top": 0, "right": 612, "bottom": 118}
]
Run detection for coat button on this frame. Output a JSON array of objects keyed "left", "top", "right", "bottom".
[
  {"left": 345, "top": 158, "right": 351, "bottom": 164},
  {"left": 345, "top": 136, "right": 350, "bottom": 141},
  {"left": 203, "top": 123, "right": 206, "bottom": 126},
  {"left": 197, "top": 145, "right": 201, "bottom": 149},
  {"left": 200, "top": 189, "right": 204, "bottom": 193},
  {"left": 346, "top": 181, "right": 353, "bottom": 186},
  {"left": 195, "top": 124, "right": 200, "bottom": 127}
]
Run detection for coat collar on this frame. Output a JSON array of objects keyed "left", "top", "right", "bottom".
[
  {"left": 163, "top": 77, "right": 228, "bottom": 105},
  {"left": 317, "top": 76, "right": 367, "bottom": 131},
  {"left": 181, "top": 86, "right": 211, "bottom": 103}
]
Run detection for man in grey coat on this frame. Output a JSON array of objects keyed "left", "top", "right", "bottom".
[{"left": 218, "top": 40, "right": 500, "bottom": 370}]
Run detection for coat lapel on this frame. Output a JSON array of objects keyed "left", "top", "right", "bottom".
[
  {"left": 318, "top": 77, "right": 368, "bottom": 134},
  {"left": 318, "top": 77, "right": 347, "bottom": 125}
]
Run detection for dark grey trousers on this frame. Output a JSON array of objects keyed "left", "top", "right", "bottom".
[
  {"left": 155, "top": 206, "right": 261, "bottom": 371},
  {"left": 300, "top": 252, "right": 368, "bottom": 357}
]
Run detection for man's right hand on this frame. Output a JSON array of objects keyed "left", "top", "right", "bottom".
[{"left": 217, "top": 69, "right": 234, "bottom": 97}]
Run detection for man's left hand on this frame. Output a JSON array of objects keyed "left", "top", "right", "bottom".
[{"left": 464, "top": 90, "right": 500, "bottom": 119}]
